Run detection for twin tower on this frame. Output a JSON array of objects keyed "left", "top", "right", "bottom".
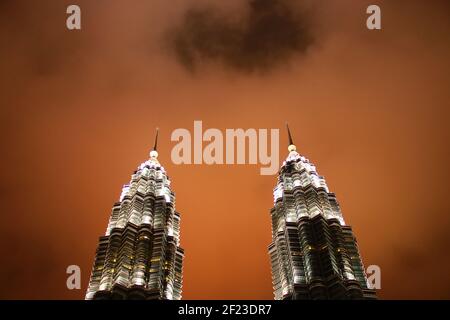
[{"left": 85, "top": 127, "right": 377, "bottom": 300}]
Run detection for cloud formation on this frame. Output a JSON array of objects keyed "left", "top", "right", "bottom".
[{"left": 168, "top": 0, "right": 315, "bottom": 73}]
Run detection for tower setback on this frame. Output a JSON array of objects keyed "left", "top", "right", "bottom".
[
  {"left": 86, "top": 132, "right": 184, "bottom": 300},
  {"left": 268, "top": 126, "right": 376, "bottom": 299}
]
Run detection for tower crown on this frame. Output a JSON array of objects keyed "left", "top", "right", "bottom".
[
  {"left": 86, "top": 128, "right": 184, "bottom": 300},
  {"left": 268, "top": 125, "right": 376, "bottom": 300}
]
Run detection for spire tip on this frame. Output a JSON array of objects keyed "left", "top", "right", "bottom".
[
  {"left": 153, "top": 128, "right": 159, "bottom": 151},
  {"left": 286, "top": 122, "right": 296, "bottom": 152},
  {"left": 150, "top": 128, "right": 159, "bottom": 159}
]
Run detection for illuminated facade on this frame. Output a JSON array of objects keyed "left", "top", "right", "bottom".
[
  {"left": 86, "top": 131, "right": 184, "bottom": 300},
  {"left": 268, "top": 126, "right": 376, "bottom": 300}
]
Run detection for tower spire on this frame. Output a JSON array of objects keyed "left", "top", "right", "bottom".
[
  {"left": 286, "top": 122, "right": 297, "bottom": 152},
  {"left": 153, "top": 127, "right": 159, "bottom": 151},
  {"left": 150, "top": 128, "right": 159, "bottom": 160}
]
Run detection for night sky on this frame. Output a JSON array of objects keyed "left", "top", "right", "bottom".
[{"left": 0, "top": 0, "right": 449, "bottom": 299}]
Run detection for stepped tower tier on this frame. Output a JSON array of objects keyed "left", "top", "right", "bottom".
[
  {"left": 268, "top": 124, "right": 376, "bottom": 300},
  {"left": 86, "top": 130, "right": 184, "bottom": 300}
]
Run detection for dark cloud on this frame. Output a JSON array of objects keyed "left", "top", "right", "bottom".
[{"left": 167, "top": 0, "right": 315, "bottom": 73}]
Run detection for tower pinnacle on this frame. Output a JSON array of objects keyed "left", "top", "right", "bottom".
[
  {"left": 286, "top": 122, "right": 296, "bottom": 152},
  {"left": 149, "top": 128, "right": 159, "bottom": 160}
]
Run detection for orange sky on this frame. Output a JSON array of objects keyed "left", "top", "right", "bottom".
[{"left": 0, "top": 0, "right": 449, "bottom": 299}]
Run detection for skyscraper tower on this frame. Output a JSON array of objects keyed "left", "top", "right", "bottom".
[
  {"left": 86, "top": 130, "right": 184, "bottom": 300},
  {"left": 268, "top": 125, "right": 376, "bottom": 300}
]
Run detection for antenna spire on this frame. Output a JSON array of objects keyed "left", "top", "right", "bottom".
[
  {"left": 286, "top": 123, "right": 294, "bottom": 146},
  {"left": 153, "top": 127, "right": 159, "bottom": 151},
  {"left": 150, "top": 128, "right": 159, "bottom": 160},
  {"left": 286, "top": 122, "right": 297, "bottom": 152}
]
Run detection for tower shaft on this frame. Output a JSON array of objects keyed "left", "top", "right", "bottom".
[
  {"left": 268, "top": 131, "right": 376, "bottom": 299},
  {"left": 86, "top": 143, "right": 184, "bottom": 300}
]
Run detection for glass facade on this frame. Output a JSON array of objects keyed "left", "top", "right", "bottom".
[
  {"left": 86, "top": 146, "right": 184, "bottom": 300},
  {"left": 268, "top": 132, "right": 376, "bottom": 300}
]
